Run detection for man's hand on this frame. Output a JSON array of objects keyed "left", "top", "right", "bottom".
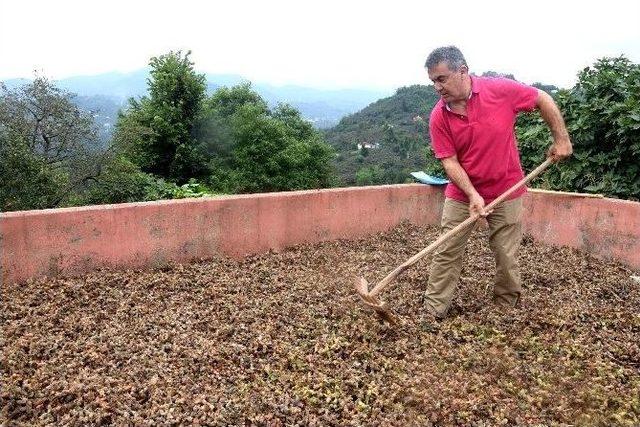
[
  {"left": 547, "top": 137, "right": 573, "bottom": 162},
  {"left": 441, "top": 156, "right": 492, "bottom": 217},
  {"left": 469, "top": 192, "right": 492, "bottom": 217}
]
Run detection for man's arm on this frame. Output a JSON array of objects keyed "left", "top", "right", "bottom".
[
  {"left": 536, "top": 89, "right": 573, "bottom": 162},
  {"left": 441, "top": 155, "right": 492, "bottom": 217}
]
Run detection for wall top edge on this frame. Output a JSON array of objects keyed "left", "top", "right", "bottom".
[
  {"left": 0, "top": 184, "right": 435, "bottom": 218},
  {"left": 2, "top": 185, "right": 636, "bottom": 219}
]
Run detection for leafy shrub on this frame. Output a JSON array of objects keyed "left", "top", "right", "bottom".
[
  {"left": 517, "top": 56, "right": 640, "bottom": 200},
  {"left": 0, "top": 136, "right": 69, "bottom": 211},
  {"left": 83, "top": 158, "right": 213, "bottom": 205}
]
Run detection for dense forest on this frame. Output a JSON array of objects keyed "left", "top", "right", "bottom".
[{"left": 1, "top": 53, "right": 638, "bottom": 212}]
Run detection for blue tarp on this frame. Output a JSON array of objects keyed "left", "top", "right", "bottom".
[{"left": 410, "top": 171, "right": 450, "bottom": 185}]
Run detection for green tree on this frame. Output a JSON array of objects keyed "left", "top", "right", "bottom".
[
  {"left": 517, "top": 56, "right": 640, "bottom": 200},
  {"left": 481, "top": 71, "right": 516, "bottom": 80},
  {"left": 198, "top": 84, "right": 335, "bottom": 193},
  {"left": 0, "top": 133, "right": 66, "bottom": 211},
  {"left": 0, "top": 78, "right": 101, "bottom": 211},
  {"left": 114, "top": 51, "right": 207, "bottom": 183},
  {"left": 194, "top": 83, "right": 268, "bottom": 175},
  {"left": 205, "top": 82, "right": 268, "bottom": 118},
  {"left": 229, "top": 102, "right": 335, "bottom": 192}
]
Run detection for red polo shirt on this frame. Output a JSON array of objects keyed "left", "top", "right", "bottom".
[{"left": 429, "top": 76, "right": 538, "bottom": 203}]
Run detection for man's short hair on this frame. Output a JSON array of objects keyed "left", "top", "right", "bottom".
[{"left": 425, "top": 46, "right": 468, "bottom": 71}]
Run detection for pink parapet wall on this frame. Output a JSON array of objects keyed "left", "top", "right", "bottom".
[
  {"left": 1, "top": 185, "right": 639, "bottom": 284},
  {"left": 523, "top": 193, "right": 640, "bottom": 270},
  {"left": 1, "top": 185, "right": 445, "bottom": 284}
]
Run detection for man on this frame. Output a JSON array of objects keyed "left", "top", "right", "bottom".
[{"left": 423, "top": 46, "right": 572, "bottom": 321}]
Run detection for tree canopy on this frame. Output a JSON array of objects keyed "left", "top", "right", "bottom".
[
  {"left": 201, "top": 84, "right": 336, "bottom": 193},
  {"left": 114, "top": 51, "right": 208, "bottom": 183},
  {"left": 517, "top": 56, "right": 640, "bottom": 200},
  {"left": 0, "top": 77, "right": 102, "bottom": 210}
]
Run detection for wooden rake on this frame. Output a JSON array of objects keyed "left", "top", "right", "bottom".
[{"left": 354, "top": 158, "right": 554, "bottom": 325}]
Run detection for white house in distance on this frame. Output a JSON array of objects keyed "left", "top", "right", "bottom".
[{"left": 357, "top": 141, "right": 379, "bottom": 150}]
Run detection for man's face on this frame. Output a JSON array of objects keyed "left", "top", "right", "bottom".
[{"left": 427, "top": 62, "right": 468, "bottom": 103}]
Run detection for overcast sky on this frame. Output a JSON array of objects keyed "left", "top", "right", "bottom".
[{"left": 1, "top": 0, "right": 638, "bottom": 90}]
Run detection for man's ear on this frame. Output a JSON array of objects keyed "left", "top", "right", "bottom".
[{"left": 459, "top": 65, "right": 469, "bottom": 76}]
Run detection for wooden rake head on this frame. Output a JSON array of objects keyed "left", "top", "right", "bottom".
[{"left": 354, "top": 277, "right": 400, "bottom": 325}]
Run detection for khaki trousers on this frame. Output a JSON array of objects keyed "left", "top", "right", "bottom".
[{"left": 424, "top": 197, "right": 524, "bottom": 317}]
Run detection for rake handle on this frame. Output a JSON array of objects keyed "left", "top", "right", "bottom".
[{"left": 369, "top": 158, "right": 554, "bottom": 297}]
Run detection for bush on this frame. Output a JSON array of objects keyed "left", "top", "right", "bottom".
[
  {"left": 0, "top": 137, "right": 68, "bottom": 211},
  {"left": 517, "top": 56, "right": 640, "bottom": 200},
  {"left": 83, "top": 158, "right": 214, "bottom": 205}
]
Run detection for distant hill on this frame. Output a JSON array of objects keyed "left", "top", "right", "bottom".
[
  {"left": 323, "top": 84, "right": 442, "bottom": 186},
  {"left": 324, "top": 84, "right": 439, "bottom": 150},
  {"left": 2, "top": 70, "right": 391, "bottom": 134}
]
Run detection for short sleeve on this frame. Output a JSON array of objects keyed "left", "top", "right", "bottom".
[
  {"left": 429, "top": 107, "right": 456, "bottom": 159},
  {"left": 499, "top": 78, "right": 539, "bottom": 113}
]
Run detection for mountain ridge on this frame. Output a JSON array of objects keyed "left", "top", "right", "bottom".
[{"left": 2, "top": 69, "right": 392, "bottom": 130}]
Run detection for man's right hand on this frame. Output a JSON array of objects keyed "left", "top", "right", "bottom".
[{"left": 469, "top": 193, "right": 492, "bottom": 217}]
